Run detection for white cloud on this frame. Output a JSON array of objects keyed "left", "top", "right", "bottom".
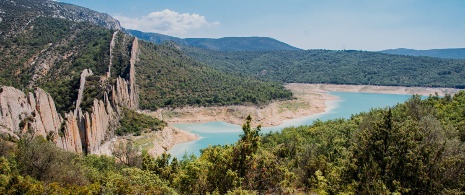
[{"left": 114, "top": 9, "right": 219, "bottom": 36}]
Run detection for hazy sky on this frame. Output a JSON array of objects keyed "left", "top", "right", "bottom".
[{"left": 59, "top": 0, "right": 465, "bottom": 51}]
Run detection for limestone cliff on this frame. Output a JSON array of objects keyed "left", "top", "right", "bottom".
[
  {"left": 128, "top": 38, "right": 139, "bottom": 110},
  {"left": 108, "top": 31, "right": 119, "bottom": 78},
  {"left": 0, "top": 87, "right": 63, "bottom": 140},
  {"left": 74, "top": 69, "right": 93, "bottom": 115},
  {"left": 0, "top": 74, "right": 136, "bottom": 153}
]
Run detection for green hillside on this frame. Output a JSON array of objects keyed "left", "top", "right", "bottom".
[
  {"left": 184, "top": 47, "right": 465, "bottom": 88},
  {"left": 136, "top": 41, "right": 292, "bottom": 110}
]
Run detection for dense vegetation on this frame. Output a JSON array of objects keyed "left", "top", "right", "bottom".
[
  {"left": 116, "top": 108, "right": 166, "bottom": 136},
  {"left": 136, "top": 41, "right": 293, "bottom": 110},
  {"left": 127, "top": 29, "right": 301, "bottom": 51},
  {"left": 0, "top": 16, "right": 115, "bottom": 114},
  {"left": 1, "top": 92, "right": 464, "bottom": 194},
  {"left": 184, "top": 47, "right": 465, "bottom": 88},
  {"left": 381, "top": 48, "right": 465, "bottom": 59}
]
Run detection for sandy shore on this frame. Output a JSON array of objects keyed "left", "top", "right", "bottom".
[
  {"left": 93, "top": 126, "right": 198, "bottom": 157},
  {"left": 303, "top": 84, "right": 460, "bottom": 96},
  {"left": 146, "top": 84, "right": 460, "bottom": 128}
]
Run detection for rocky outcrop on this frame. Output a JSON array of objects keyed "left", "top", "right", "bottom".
[
  {"left": 74, "top": 69, "right": 93, "bottom": 115},
  {"left": 33, "top": 88, "right": 63, "bottom": 137},
  {"left": 0, "top": 83, "right": 131, "bottom": 153},
  {"left": 0, "top": 22, "right": 140, "bottom": 153},
  {"left": 57, "top": 2, "right": 122, "bottom": 30},
  {"left": 0, "top": 87, "right": 63, "bottom": 139},
  {"left": 108, "top": 37, "right": 139, "bottom": 110},
  {"left": 0, "top": 66, "right": 137, "bottom": 154},
  {"left": 108, "top": 31, "right": 119, "bottom": 78},
  {"left": 0, "top": 87, "right": 34, "bottom": 139},
  {"left": 128, "top": 38, "right": 139, "bottom": 109},
  {"left": 112, "top": 77, "right": 131, "bottom": 108},
  {"left": 57, "top": 109, "right": 84, "bottom": 153}
]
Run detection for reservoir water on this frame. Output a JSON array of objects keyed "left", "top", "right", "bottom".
[{"left": 168, "top": 92, "right": 415, "bottom": 159}]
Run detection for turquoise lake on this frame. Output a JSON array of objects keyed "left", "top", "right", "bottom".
[{"left": 168, "top": 92, "right": 415, "bottom": 159}]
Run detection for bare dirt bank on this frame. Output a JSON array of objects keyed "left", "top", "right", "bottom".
[
  {"left": 303, "top": 84, "right": 460, "bottom": 96},
  {"left": 146, "top": 84, "right": 460, "bottom": 128},
  {"left": 146, "top": 85, "right": 336, "bottom": 127},
  {"left": 93, "top": 126, "right": 198, "bottom": 157}
]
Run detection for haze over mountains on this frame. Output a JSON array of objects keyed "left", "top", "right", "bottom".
[
  {"left": 381, "top": 48, "right": 465, "bottom": 59},
  {"left": 128, "top": 29, "right": 465, "bottom": 60},
  {"left": 125, "top": 29, "right": 301, "bottom": 51}
]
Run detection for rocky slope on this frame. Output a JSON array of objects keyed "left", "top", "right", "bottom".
[
  {"left": 0, "top": 0, "right": 120, "bottom": 38},
  {"left": 0, "top": 30, "right": 139, "bottom": 154}
]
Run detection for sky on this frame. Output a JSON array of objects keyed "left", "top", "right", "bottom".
[{"left": 58, "top": 0, "right": 465, "bottom": 51}]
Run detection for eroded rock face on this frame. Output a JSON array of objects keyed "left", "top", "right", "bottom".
[
  {"left": 128, "top": 38, "right": 139, "bottom": 110},
  {"left": 74, "top": 69, "right": 93, "bottom": 115},
  {"left": 0, "top": 75, "right": 136, "bottom": 153},
  {"left": 0, "top": 29, "right": 141, "bottom": 153},
  {"left": 34, "top": 88, "right": 63, "bottom": 137},
  {"left": 0, "top": 86, "right": 64, "bottom": 139},
  {"left": 57, "top": 109, "right": 83, "bottom": 153},
  {"left": 0, "top": 87, "right": 35, "bottom": 138}
]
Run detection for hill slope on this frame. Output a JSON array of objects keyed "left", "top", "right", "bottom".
[
  {"left": 184, "top": 47, "right": 465, "bottom": 88},
  {"left": 381, "top": 48, "right": 465, "bottom": 59},
  {"left": 126, "top": 29, "right": 301, "bottom": 51},
  {"left": 0, "top": 0, "right": 292, "bottom": 112},
  {"left": 136, "top": 42, "right": 292, "bottom": 110}
]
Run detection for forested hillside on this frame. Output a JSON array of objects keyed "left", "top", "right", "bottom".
[
  {"left": 1, "top": 91, "right": 464, "bottom": 194},
  {"left": 136, "top": 42, "right": 292, "bottom": 110},
  {"left": 381, "top": 48, "right": 465, "bottom": 59},
  {"left": 184, "top": 47, "right": 465, "bottom": 88}
]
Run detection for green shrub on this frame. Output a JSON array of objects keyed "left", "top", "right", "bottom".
[{"left": 116, "top": 108, "right": 166, "bottom": 136}]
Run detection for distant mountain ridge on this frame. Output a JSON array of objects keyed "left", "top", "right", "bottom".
[
  {"left": 381, "top": 48, "right": 465, "bottom": 59},
  {"left": 125, "top": 29, "right": 301, "bottom": 51}
]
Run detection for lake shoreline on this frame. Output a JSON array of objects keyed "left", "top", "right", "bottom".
[
  {"left": 145, "top": 84, "right": 459, "bottom": 157},
  {"left": 147, "top": 83, "right": 459, "bottom": 127}
]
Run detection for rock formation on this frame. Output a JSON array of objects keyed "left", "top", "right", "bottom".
[
  {"left": 108, "top": 31, "right": 119, "bottom": 78},
  {"left": 0, "top": 87, "right": 63, "bottom": 140},
  {"left": 74, "top": 69, "right": 93, "bottom": 115},
  {"left": 128, "top": 38, "right": 139, "bottom": 109},
  {"left": 0, "top": 33, "right": 140, "bottom": 153}
]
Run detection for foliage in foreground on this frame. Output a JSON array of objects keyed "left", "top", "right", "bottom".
[{"left": 1, "top": 92, "right": 465, "bottom": 194}]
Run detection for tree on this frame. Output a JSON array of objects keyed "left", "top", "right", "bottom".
[
  {"left": 233, "top": 115, "right": 261, "bottom": 178},
  {"left": 111, "top": 141, "right": 142, "bottom": 168}
]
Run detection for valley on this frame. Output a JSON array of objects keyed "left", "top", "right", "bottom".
[{"left": 1, "top": 0, "right": 465, "bottom": 194}]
